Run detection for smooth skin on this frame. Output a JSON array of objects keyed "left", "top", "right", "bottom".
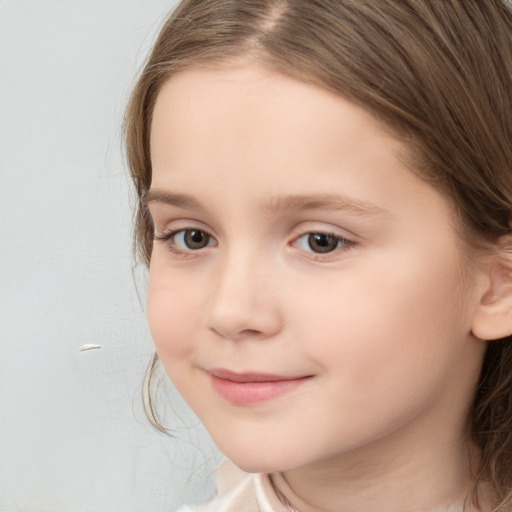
[{"left": 146, "top": 63, "right": 499, "bottom": 512}]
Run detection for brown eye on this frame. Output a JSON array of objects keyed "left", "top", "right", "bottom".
[
  {"left": 307, "top": 233, "right": 343, "bottom": 253},
  {"left": 182, "top": 229, "right": 212, "bottom": 250},
  {"left": 154, "top": 228, "right": 216, "bottom": 253}
]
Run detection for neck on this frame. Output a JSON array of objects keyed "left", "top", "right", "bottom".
[{"left": 271, "top": 420, "right": 484, "bottom": 512}]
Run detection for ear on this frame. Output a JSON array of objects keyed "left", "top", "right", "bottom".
[{"left": 471, "top": 239, "right": 512, "bottom": 341}]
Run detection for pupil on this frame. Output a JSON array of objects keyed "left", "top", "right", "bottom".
[
  {"left": 308, "top": 233, "right": 338, "bottom": 253},
  {"left": 185, "top": 229, "right": 209, "bottom": 249}
]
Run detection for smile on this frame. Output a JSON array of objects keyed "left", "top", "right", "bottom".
[{"left": 208, "top": 368, "right": 312, "bottom": 406}]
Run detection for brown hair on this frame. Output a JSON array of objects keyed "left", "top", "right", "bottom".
[{"left": 124, "top": 1, "right": 512, "bottom": 509}]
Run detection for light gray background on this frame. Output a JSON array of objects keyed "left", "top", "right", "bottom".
[{"left": 0, "top": 1, "right": 220, "bottom": 510}]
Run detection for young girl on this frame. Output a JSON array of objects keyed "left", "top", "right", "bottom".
[{"left": 124, "top": 1, "right": 512, "bottom": 511}]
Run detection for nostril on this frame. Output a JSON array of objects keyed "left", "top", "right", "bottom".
[
  {"left": 206, "top": 278, "right": 282, "bottom": 339},
  {"left": 240, "top": 329, "right": 263, "bottom": 337},
  {"left": 210, "top": 326, "right": 264, "bottom": 340}
]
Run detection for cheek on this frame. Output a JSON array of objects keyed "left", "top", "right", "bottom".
[
  {"left": 289, "top": 251, "right": 471, "bottom": 380},
  {"left": 146, "top": 265, "right": 203, "bottom": 362},
  {"left": 283, "top": 258, "right": 478, "bottom": 443}
]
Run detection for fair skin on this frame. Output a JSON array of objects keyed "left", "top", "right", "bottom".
[{"left": 146, "top": 63, "right": 493, "bottom": 512}]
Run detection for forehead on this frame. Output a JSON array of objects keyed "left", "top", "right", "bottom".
[
  {"left": 151, "top": 63, "right": 386, "bottom": 136},
  {"left": 150, "top": 64, "right": 406, "bottom": 187}
]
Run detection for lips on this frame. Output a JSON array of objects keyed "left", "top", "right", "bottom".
[{"left": 208, "top": 368, "right": 312, "bottom": 406}]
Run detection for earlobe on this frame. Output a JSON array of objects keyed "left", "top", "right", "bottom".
[{"left": 471, "top": 255, "right": 512, "bottom": 341}]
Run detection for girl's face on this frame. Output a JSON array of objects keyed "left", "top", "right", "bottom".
[{"left": 147, "top": 64, "right": 487, "bottom": 474}]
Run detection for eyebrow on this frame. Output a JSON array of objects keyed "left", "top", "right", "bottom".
[
  {"left": 142, "top": 190, "right": 204, "bottom": 211},
  {"left": 264, "top": 193, "right": 388, "bottom": 217},
  {"left": 143, "top": 189, "right": 388, "bottom": 218}
]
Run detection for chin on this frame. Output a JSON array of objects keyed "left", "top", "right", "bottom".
[
  {"left": 228, "top": 456, "right": 285, "bottom": 475},
  {"left": 217, "top": 442, "right": 300, "bottom": 474}
]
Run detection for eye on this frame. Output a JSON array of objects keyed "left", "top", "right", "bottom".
[
  {"left": 176, "top": 229, "right": 214, "bottom": 250},
  {"left": 155, "top": 228, "right": 216, "bottom": 252},
  {"left": 294, "top": 232, "right": 351, "bottom": 254}
]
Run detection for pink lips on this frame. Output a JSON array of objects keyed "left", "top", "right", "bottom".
[{"left": 208, "top": 368, "right": 311, "bottom": 406}]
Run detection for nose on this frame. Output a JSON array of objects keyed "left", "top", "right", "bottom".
[{"left": 206, "top": 253, "right": 283, "bottom": 341}]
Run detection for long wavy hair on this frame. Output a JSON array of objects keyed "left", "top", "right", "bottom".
[{"left": 124, "top": 1, "right": 512, "bottom": 509}]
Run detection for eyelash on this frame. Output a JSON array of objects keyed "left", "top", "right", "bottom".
[
  {"left": 154, "top": 228, "right": 355, "bottom": 258},
  {"left": 154, "top": 229, "right": 216, "bottom": 256},
  {"left": 293, "top": 231, "right": 354, "bottom": 256}
]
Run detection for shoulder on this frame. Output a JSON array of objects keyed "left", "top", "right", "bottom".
[{"left": 176, "top": 459, "right": 286, "bottom": 512}]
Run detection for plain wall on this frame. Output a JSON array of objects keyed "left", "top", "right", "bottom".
[{"left": 0, "top": 2, "right": 220, "bottom": 511}]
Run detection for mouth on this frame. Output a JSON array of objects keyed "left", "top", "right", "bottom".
[{"left": 207, "top": 368, "right": 313, "bottom": 406}]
